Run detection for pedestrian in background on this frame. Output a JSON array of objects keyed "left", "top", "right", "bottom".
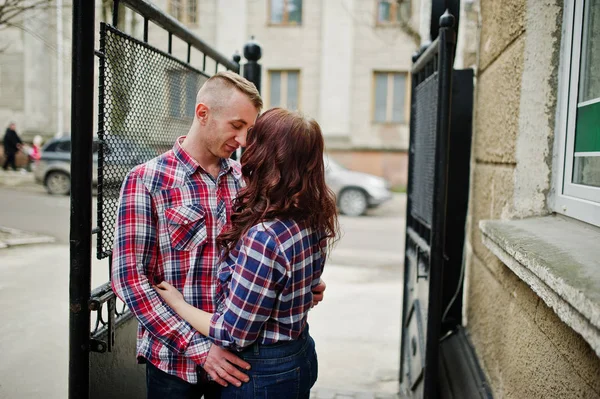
[{"left": 2, "top": 122, "right": 22, "bottom": 171}]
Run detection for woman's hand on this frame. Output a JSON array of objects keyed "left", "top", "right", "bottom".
[{"left": 154, "top": 281, "right": 186, "bottom": 311}]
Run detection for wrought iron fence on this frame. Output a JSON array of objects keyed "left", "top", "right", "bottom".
[
  {"left": 400, "top": 11, "right": 456, "bottom": 399},
  {"left": 97, "top": 23, "right": 211, "bottom": 259}
]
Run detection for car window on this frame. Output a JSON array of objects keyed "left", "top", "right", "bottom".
[
  {"left": 56, "top": 141, "right": 71, "bottom": 152},
  {"left": 43, "top": 142, "right": 59, "bottom": 152}
]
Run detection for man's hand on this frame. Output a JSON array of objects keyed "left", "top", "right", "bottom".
[
  {"left": 203, "top": 344, "right": 251, "bottom": 387},
  {"left": 312, "top": 280, "right": 327, "bottom": 307}
]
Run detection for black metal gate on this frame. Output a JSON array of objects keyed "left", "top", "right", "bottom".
[
  {"left": 68, "top": 1, "right": 260, "bottom": 397},
  {"left": 399, "top": 11, "right": 457, "bottom": 399}
]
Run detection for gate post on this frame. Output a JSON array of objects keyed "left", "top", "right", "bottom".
[
  {"left": 243, "top": 36, "right": 262, "bottom": 93},
  {"left": 69, "top": 1, "right": 96, "bottom": 398}
]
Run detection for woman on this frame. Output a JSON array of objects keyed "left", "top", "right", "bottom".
[{"left": 155, "top": 108, "right": 339, "bottom": 398}]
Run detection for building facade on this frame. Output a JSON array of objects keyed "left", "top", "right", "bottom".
[{"left": 0, "top": 0, "right": 419, "bottom": 187}]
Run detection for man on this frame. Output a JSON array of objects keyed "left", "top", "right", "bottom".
[
  {"left": 2, "top": 122, "right": 22, "bottom": 171},
  {"left": 111, "top": 72, "right": 326, "bottom": 399}
]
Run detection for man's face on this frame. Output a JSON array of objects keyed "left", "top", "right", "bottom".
[
  {"left": 9, "top": 124, "right": 15, "bottom": 130},
  {"left": 204, "top": 90, "right": 258, "bottom": 159}
]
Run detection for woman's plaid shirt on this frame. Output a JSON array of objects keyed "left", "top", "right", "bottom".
[
  {"left": 111, "top": 137, "right": 242, "bottom": 384},
  {"left": 209, "top": 220, "right": 326, "bottom": 351}
]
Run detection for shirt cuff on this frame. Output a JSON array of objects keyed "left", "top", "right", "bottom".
[
  {"left": 209, "top": 312, "right": 234, "bottom": 348},
  {"left": 184, "top": 332, "right": 212, "bottom": 366}
]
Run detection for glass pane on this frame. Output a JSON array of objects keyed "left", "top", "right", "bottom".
[
  {"left": 578, "top": 0, "right": 600, "bottom": 103},
  {"left": 378, "top": 1, "right": 391, "bottom": 23},
  {"left": 573, "top": 0, "right": 600, "bottom": 187},
  {"left": 270, "top": 0, "right": 284, "bottom": 24},
  {"left": 399, "top": 0, "right": 410, "bottom": 21},
  {"left": 187, "top": 0, "right": 197, "bottom": 24},
  {"left": 573, "top": 156, "right": 600, "bottom": 187},
  {"left": 170, "top": 0, "right": 182, "bottom": 21},
  {"left": 288, "top": 0, "right": 302, "bottom": 24},
  {"left": 392, "top": 73, "right": 406, "bottom": 123},
  {"left": 374, "top": 73, "right": 388, "bottom": 122},
  {"left": 287, "top": 72, "right": 299, "bottom": 110},
  {"left": 270, "top": 72, "right": 282, "bottom": 107}
]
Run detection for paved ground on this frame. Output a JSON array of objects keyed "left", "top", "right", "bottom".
[{"left": 0, "top": 174, "right": 406, "bottom": 398}]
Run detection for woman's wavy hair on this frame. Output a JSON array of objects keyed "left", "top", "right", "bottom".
[{"left": 217, "top": 108, "right": 339, "bottom": 256}]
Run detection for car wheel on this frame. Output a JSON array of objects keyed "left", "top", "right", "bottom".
[
  {"left": 339, "top": 188, "right": 368, "bottom": 216},
  {"left": 45, "top": 171, "right": 71, "bottom": 195}
]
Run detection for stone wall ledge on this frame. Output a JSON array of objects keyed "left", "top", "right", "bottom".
[{"left": 480, "top": 215, "right": 600, "bottom": 358}]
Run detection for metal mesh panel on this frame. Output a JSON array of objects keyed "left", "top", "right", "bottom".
[
  {"left": 410, "top": 71, "right": 438, "bottom": 225},
  {"left": 97, "top": 23, "right": 209, "bottom": 259}
]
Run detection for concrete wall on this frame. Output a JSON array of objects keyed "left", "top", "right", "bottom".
[{"left": 464, "top": 0, "right": 600, "bottom": 397}]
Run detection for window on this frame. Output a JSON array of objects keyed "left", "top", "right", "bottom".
[
  {"left": 376, "top": 0, "right": 411, "bottom": 25},
  {"left": 555, "top": 0, "right": 600, "bottom": 226},
  {"left": 168, "top": 0, "right": 197, "bottom": 25},
  {"left": 167, "top": 70, "right": 198, "bottom": 119},
  {"left": 269, "top": 0, "right": 302, "bottom": 25},
  {"left": 373, "top": 72, "right": 408, "bottom": 124},
  {"left": 268, "top": 70, "right": 300, "bottom": 110}
]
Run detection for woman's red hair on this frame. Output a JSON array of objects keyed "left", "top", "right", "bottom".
[{"left": 218, "top": 108, "right": 339, "bottom": 255}]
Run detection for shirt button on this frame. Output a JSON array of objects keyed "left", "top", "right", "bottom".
[{"left": 183, "top": 220, "right": 189, "bottom": 225}]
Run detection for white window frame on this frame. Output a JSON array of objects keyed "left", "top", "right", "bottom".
[
  {"left": 372, "top": 71, "right": 410, "bottom": 124},
  {"left": 553, "top": 0, "right": 600, "bottom": 226}
]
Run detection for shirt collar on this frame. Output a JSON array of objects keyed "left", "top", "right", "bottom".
[{"left": 173, "top": 136, "right": 241, "bottom": 179}]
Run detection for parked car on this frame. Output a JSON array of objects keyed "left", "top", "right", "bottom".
[
  {"left": 34, "top": 136, "right": 99, "bottom": 195},
  {"left": 324, "top": 156, "right": 392, "bottom": 216},
  {"left": 34, "top": 136, "right": 158, "bottom": 195}
]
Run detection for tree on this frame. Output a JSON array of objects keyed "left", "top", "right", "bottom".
[{"left": 0, "top": 0, "right": 53, "bottom": 29}]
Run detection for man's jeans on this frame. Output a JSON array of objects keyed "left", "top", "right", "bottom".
[
  {"left": 146, "top": 362, "right": 221, "bottom": 399},
  {"left": 220, "top": 327, "right": 318, "bottom": 399}
]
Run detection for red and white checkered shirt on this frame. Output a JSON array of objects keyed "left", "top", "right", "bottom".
[{"left": 111, "top": 136, "right": 242, "bottom": 383}]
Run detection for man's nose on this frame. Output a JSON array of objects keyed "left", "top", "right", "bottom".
[{"left": 235, "top": 129, "right": 247, "bottom": 147}]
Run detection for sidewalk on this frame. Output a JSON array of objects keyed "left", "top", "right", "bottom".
[
  {"left": 0, "top": 168, "right": 36, "bottom": 188},
  {"left": 0, "top": 228, "right": 404, "bottom": 398}
]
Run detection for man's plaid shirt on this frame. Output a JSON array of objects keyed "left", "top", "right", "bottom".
[
  {"left": 111, "top": 137, "right": 242, "bottom": 383},
  {"left": 209, "top": 219, "right": 326, "bottom": 351}
]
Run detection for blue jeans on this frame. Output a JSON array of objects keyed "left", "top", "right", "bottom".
[
  {"left": 146, "top": 361, "right": 221, "bottom": 399},
  {"left": 220, "top": 327, "right": 318, "bottom": 399}
]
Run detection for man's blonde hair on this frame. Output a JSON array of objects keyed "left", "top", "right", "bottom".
[{"left": 198, "top": 71, "right": 263, "bottom": 111}]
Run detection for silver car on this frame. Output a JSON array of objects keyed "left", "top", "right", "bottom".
[
  {"left": 324, "top": 156, "right": 392, "bottom": 216},
  {"left": 34, "top": 137, "right": 99, "bottom": 195}
]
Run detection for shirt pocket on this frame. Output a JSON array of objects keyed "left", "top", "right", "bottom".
[{"left": 165, "top": 204, "right": 208, "bottom": 251}]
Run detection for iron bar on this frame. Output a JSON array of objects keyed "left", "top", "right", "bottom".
[
  {"left": 69, "top": 1, "right": 95, "bottom": 398},
  {"left": 203, "top": 53, "right": 207, "bottom": 71},
  {"left": 424, "top": 10, "right": 456, "bottom": 399},
  {"left": 411, "top": 37, "right": 440, "bottom": 74},
  {"left": 112, "top": 0, "right": 119, "bottom": 28},
  {"left": 143, "top": 17, "right": 149, "bottom": 42},
  {"left": 187, "top": 43, "right": 191, "bottom": 63},
  {"left": 119, "top": 0, "right": 239, "bottom": 71},
  {"left": 168, "top": 32, "right": 172, "bottom": 54}
]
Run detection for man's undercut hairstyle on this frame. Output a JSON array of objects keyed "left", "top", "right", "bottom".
[{"left": 197, "top": 71, "right": 263, "bottom": 112}]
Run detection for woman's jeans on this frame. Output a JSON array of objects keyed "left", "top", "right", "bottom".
[{"left": 220, "top": 327, "right": 318, "bottom": 399}]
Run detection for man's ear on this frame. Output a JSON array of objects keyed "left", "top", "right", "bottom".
[{"left": 195, "top": 103, "right": 209, "bottom": 124}]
